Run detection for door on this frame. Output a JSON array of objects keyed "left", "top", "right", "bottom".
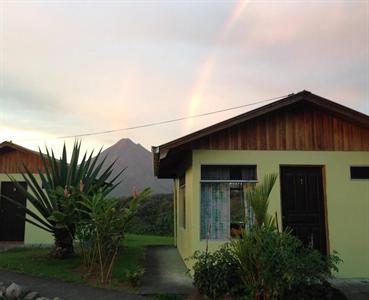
[
  {"left": 0, "top": 182, "right": 27, "bottom": 242},
  {"left": 280, "top": 166, "right": 327, "bottom": 255}
]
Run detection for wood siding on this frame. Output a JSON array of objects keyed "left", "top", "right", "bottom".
[
  {"left": 0, "top": 149, "right": 44, "bottom": 173},
  {"left": 180, "top": 103, "right": 369, "bottom": 151}
]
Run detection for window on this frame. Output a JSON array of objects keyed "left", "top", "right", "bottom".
[
  {"left": 350, "top": 166, "right": 369, "bottom": 180},
  {"left": 179, "top": 175, "right": 186, "bottom": 228},
  {"left": 200, "top": 165, "right": 257, "bottom": 240}
]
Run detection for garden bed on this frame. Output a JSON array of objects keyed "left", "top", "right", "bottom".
[{"left": 0, "top": 234, "right": 173, "bottom": 289}]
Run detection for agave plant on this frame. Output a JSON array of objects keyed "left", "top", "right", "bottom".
[
  {"left": 3, "top": 141, "right": 123, "bottom": 258},
  {"left": 246, "top": 173, "right": 278, "bottom": 228}
]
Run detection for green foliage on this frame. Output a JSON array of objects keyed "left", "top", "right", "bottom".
[
  {"left": 2, "top": 141, "right": 122, "bottom": 258},
  {"left": 76, "top": 188, "right": 150, "bottom": 284},
  {"left": 284, "top": 280, "right": 347, "bottom": 300},
  {"left": 190, "top": 245, "right": 245, "bottom": 299},
  {"left": 0, "top": 246, "right": 83, "bottom": 283},
  {"left": 231, "top": 225, "right": 341, "bottom": 299},
  {"left": 246, "top": 173, "right": 278, "bottom": 228},
  {"left": 192, "top": 174, "right": 342, "bottom": 300},
  {"left": 124, "top": 194, "right": 174, "bottom": 236},
  {"left": 0, "top": 234, "right": 172, "bottom": 286},
  {"left": 125, "top": 266, "right": 145, "bottom": 287}
]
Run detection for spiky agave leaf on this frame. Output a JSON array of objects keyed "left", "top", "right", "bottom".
[{"left": 3, "top": 140, "right": 123, "bottom": 236}]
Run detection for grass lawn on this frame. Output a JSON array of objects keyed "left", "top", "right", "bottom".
[{"left": 0, "top": 234, "right": 173, "bottom": 286}]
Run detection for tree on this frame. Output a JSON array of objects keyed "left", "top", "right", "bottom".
[{"left": 3, "top": 141, "right": 122, "bottom": 258}]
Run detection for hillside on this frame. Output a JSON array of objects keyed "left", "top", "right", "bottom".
[{"left": 96, "top": 138, "right": 172, "bottom": 197}]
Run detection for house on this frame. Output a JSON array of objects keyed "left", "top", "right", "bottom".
[
  {"left": 0, "top": 141, "right": 53, "bottom": 244},
  {"left": 152, "top": 90, "right": 369, "bottom": 278}
]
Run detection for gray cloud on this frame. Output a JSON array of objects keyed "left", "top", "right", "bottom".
[{"left": 0, "top": 1, "right": 368, "bottom": 152}]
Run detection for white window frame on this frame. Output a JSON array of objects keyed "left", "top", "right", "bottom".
[{"left": 199, "top": 164, "right": 258, "bottom": 241}]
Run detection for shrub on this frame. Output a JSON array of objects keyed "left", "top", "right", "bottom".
[
  {"left": 190, "top": 245, "right": 245, "bottom": 299},
  {"left": 123, "top": 194, "right": 174, "bottom": 236},
  {"left": 76, "top": 188, "right": 150, "bottom": 284},
  {"left": 125, "top": 267, "right": 145, "bottom": 287},
  {"left": 4, "top": 141, "right": 122, "bottom": 259},
  {"left": 191, "top": 174, "right": 342, "bottom": 300},
  {"left": 230, "top": 225, "right": 341, "bottom": 299},
  {"left": 284, "top": 280, "right": 347, "bottom": 300}
]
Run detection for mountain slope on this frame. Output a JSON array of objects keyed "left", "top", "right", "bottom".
[{"left": 96, "top": 138, "right": 172, "bottom": 197}]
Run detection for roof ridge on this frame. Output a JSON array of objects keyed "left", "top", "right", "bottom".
[{"left": 155, "top": 90, "right": 369, "bottom": 151}]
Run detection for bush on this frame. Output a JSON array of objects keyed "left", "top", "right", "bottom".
[
  {"left": 230, "top": 225, "right": 341, "bottom": 299},
  {"left": 123, "top": 194, "right": 173, "bottom": 236},
  {"left": 191, "top": 174, "right": 342, "bottom": 299},
  {"left": 125, "top": 266, "right": 145, "bottom": 287},
  {"left": 284, "top": 280, "right": 347, "bottom": 300},
  {"left": 75, "top": 189, "right": 150, "bottom": 284},
  {"left": 191, "top": 227, "right": 341, "bottom": 300},
  {"left": 190, "top": 245, "right": 245, "bottom": 299}
]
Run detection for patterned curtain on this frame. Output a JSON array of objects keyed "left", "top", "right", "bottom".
[{"left": 200, "top": 183, "right": 230, "bottom": 240}]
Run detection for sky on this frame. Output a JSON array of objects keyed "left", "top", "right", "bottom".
[{"left": 0, "top": 0, "right": 368, "bottom": 156}]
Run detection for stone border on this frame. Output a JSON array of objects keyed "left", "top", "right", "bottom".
[{"left": 0, "top": 282, "right": 61, "bottom": 300}]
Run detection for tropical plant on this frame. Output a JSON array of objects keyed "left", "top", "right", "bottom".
[
  {"left": 230, "top": 225, "right": 341, "bottom": 300},
  {"left": 3, "top": 141, "right": 122, "bottom": 258},
  {"left": 229, "top": 173, "right": 341, "bottom": 300},
  {"left": 76, "top": 188, "right": 150, "bottom": 284},
  {"left": 124, "top": 193, "right": 174, "bottom": 236},
  {"left": 125, "top": 266, "right": 145, "bottom": 287},
  {"left": 245, "top": 173, "right": 278, "bottom": 228},
  {"left": 190, "top": 245, "right": 245, "bottom": 300}
]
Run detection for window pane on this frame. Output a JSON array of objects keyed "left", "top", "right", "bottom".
[
  {"left": 230, "top": 183, "right": 244, "bottom": 224},
  {"left": 243, "top": 182, "right": 255, "bottom": 229},
  {"left": 200, "top": 183, "right": 230, "bottom": 240},
  {"left": 350, "top": 166, "right": 369, "bottom": 179},
  {"left": 201, "top": 165, "right": 230, "bottom": 180},
  {"left": 230, "top": 183, "right": 244, "bottom": 238},
  {"left": 230, "top": 182, "right": 255, "bottom": 238},
  {"left": 201, "top": 165, "right": 256, "bottom": 180}
]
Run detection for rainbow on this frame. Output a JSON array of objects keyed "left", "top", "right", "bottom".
[{"left": 183, "top": 0, "right": 248, "bottom": 134}]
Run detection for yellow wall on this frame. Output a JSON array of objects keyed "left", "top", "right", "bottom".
[
  {"left": 175, "top": 166, "right": 195, "bottom": 261},
  {"left": 0, "top": 174, "right": 53, "bottom": 244},
  {"left": 177, "top": 150, "right": 369, "bottom": 278}
]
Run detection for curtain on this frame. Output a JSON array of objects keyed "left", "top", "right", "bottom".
[
  {"left": 200, "top": 183, "right": 230, "bottom": 240},
  {"left": 243, "top": 182, "right": 255, "bottom": 229}
]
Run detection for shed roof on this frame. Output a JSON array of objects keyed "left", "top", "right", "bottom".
[{"left": 0, "top": 141, "right": 40, "bottom": 156}]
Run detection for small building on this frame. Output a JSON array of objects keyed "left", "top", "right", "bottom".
[
  {"left": 153, "top": 90, "right": 369, "bottom": 278},
  {"left": 0, "top": 141, "right": 53, "bottom": 244}
]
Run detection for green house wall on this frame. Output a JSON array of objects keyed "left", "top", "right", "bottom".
[
  {"left": 0, "top": 173, "right": 53, "bottom": 244},
  {"left": 175, "top": 150, "right": 369, "bottom": 278}
]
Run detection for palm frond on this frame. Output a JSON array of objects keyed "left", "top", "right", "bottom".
[{"left": 247, "top": 173, "right": 278, "bottom": 228}]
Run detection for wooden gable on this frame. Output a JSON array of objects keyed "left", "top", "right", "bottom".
[
  {"left": 181, "top": 101, "right": 369, "bottom": 151},
  {"left": 0, "top": 142, "right": 44, "bottom": 174},
  {"left": 154, "top": 91, "right": 369, "bottom": 178}
]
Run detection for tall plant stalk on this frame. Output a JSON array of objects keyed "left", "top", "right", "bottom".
[{"left": 76, "top": 188, "right": 150, "bottom": 284}]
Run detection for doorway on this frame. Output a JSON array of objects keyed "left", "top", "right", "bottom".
[
  {"left": 0, "top": 181, "right": 27, "bottom": 242},
  {"left": 280, "top": 166, "right": 327, "bottom": 255}
]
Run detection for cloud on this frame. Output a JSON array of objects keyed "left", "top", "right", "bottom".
[{"left": 0, "top": 0, "right": 367, "bottom": 153}]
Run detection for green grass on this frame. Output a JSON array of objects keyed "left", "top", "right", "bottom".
[
  {"left": 0, "top": 246, "right": 83, "bottom": 283},
  {"left": 0, "top": 234, "right": 173, "bottom": 285},
  {"left": 124, "top": 233, "right": 173, "bottom": 247}
]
